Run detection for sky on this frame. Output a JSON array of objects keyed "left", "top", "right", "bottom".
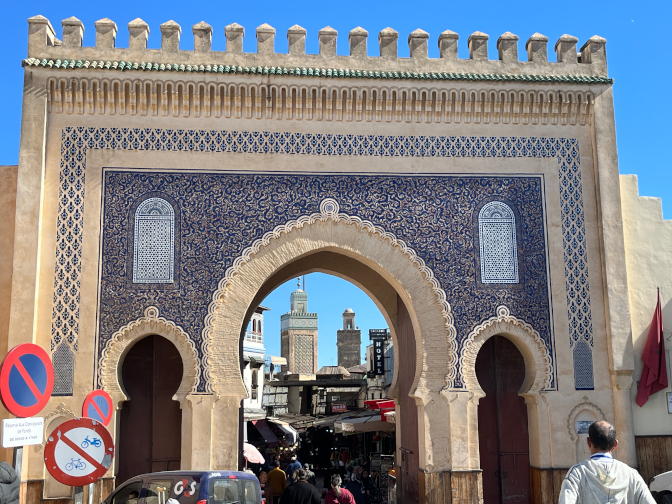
[
  {"left": 1, "top": 1, "right": 670, "bottom": 364},
  {"left": 259, "top": 274, "right": 387, "bottom": 368}
]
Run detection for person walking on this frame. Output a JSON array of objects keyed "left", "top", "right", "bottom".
[
  {"left": 278, "top": 469, "right": 321, "bottom": 504},
  {"left": 267, "top": 460, "right": 287, "bottom": 504},
  {"left": 0, "top": 462, "right": 19, "bottom": 504},
  {"left": 325, "top": 474, "right": 356, "bottom": 504},
  {"left": 285, "top": 456, "right": 302, "bottom": 485},
  {"left": 345, "top": 471, "right": 366, "bottom": 504},
  {"left": 559, "top": 420, "right": 656, "bottom": 504}
]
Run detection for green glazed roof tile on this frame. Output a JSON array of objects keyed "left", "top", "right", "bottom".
[{"left": 21, "top": 57, "right": 612, "bottom": 84}]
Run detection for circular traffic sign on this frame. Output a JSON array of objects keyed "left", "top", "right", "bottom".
[
  {"left": 82, "top": 390, "right": 113, "bottom": 426},
  {"left": 44, "top": 417, "right": 114, "bottom": 486},
  {"left": 0, "top": 344, "right": 54, "bottom": 418}
]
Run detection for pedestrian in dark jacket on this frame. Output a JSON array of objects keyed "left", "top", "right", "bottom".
[
  {"left": 345, "top": 473, "right": 366, "bottom": 504},
  {"left": 284, "top": 456, "right": 302, "bottom": 485},
  {"left": 279, "top": 469, "right": 321, "bottom": 504},
  {"left": 0, "top": 462, "right": 19, "bottom": 504}
]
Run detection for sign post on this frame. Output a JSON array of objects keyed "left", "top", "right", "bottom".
[
  {"left": 0, "top": 343, "right": 54, "bottom": 484},
  {"left": 44, "top": 417, "right": 115, "bottom": 487}
]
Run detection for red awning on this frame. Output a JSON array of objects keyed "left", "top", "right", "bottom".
[
  {"left": 365, "top": 399, "right": 395, "bottom": 410},
  {"left": 252, "top": 420, "right": 280, "bottom": 447}
]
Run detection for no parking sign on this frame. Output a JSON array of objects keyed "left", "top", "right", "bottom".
[
  {"left": 0, "top": 343, "right": 53, "bottom": 418},
  {"left": 82, "top": 390, "right": 113, "bottom": 426},
  {"left": 44, "top": 418, "right": 114, "bottom": 486}
]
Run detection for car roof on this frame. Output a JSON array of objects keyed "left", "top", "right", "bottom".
[{"left": 131, "top": 470, "right": 258, "bottom": 481}]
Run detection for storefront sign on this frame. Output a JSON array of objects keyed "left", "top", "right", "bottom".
[
  {"left": 371, "top": 336, "right": 386, "bottom": 376},
  {"left": 369, "top": 329, "right": 387, "bottom": 340},
  {"left": 332, "top": 403, "right": 347, "bottom": 413}
]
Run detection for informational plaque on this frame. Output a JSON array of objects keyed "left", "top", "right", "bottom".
[
  {"left": 575, "top": 420, "right": 593, "bottom": 435},
  {"left": 1, "top": 417, "right": 44, "bottom": 448}
]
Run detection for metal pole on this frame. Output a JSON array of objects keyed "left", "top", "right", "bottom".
[
  {"left": 74, "top": 486, "right": 84, "bottom": 504},
  {"left": 87, "top": 483, "right": 95, "bottom": 504},
  {"left": 12, "top": 446, "right": 22, "bottom": 483}
]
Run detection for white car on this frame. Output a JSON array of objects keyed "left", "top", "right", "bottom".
[{"left": 650, "top": 471, "right": 672, "bottom": 504}]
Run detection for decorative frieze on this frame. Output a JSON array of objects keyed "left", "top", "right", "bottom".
[{"left": 42, "top": 75, "right": 594, "bottom": 126}]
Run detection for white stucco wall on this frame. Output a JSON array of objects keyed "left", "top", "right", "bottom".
[{"left": 621, "top": 174, "right": 672, "bottom": 434}]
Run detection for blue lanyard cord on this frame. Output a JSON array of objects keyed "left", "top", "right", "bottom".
[{"left": 590, "top": 452, "right": 614, "bottom": 463}]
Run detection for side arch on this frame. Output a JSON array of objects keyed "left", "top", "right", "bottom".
[
  {"left": 457, "top": 305, "right": 554, "bottom": 471},
  {"left": 461, "top": 305, "right": 553, "bottom": 397},
  {"left": 98, "top": 306, "right": 199, "bottom": 407}
]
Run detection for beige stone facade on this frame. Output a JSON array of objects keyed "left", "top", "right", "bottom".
[{"left": 3, "top": 12, "right": 668, "bottom": 504}]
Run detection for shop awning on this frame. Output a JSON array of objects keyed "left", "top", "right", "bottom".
[
  {"left": 335, "top": 414, "right": 395, "bottom": 434},
  {"left": 269, "top": 356, "right": 287, "bottom": 365},
  {"left": 244, "top": 407, "right": 267, "bottom": 422},
  {"left": 274, "top": 423, "right": 298, "bottom": 445},
  {"left": 244, "top": 353, "right": 266, "bottom": 364},
  {"left": 252, "top": 420, "right": 280, "bottom": 447}
]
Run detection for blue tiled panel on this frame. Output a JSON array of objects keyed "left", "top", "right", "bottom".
[{"left": 52, "top": 128, "right": 594, "bottom": 393}]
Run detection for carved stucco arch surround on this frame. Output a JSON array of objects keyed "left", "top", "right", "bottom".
[
  {"left": 99, "top": 306, "right": 200, "bottom": 407},
  {"left": 204, "top": 199, "right": 457, "bottom": 470},
  {"left": 458, "top": 305, "right": 554, "bottom": 469},
  {"left": 462, "top": 305, "right": 553, "bottom": 399}
]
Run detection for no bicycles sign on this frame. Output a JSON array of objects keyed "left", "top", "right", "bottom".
[{"left": 44, "top": 418, "right": 114, "bottom": 486}]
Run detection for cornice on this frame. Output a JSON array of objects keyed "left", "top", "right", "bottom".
[{"left": 22, "top": 58, "right": 612, "bottom": 85}]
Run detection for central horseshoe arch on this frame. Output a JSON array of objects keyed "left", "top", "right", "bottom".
[{"left": 205, "top": 200, "right": 456, "bottom": 472}]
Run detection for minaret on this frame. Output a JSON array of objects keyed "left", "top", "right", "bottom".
[
  {"left": 337, "top": 308, "right": 361, "bottom": 369},
  {"left": 280, "top": 278, "right": 318, "bottom": 374}
]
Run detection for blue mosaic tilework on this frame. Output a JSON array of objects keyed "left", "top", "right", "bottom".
[
  {"left": 100, "top": 172, "right": 553, "bottom": 391},
  {"left": 52, "top": 127, "right": 593, "bottom": 392}
]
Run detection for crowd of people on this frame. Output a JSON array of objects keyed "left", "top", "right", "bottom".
[{"left": 254, "top": 454, "right": 380, "bottom": 504}]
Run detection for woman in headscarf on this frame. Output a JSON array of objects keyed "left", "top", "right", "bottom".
[
  {"left": 361, "top": 470, "right": 378, "bottom": 504},
  {"left": 325, "top": 474, "right": 356, "bottom": 504}
]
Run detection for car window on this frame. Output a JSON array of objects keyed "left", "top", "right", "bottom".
[
  {"left": 145, "top": 480, "right": 173, "bottom": 504},
  {"left": 111, "top": 480, "right": 144, "bottom": 504},
  {"left": 209, "top": 478, "right": 259, "bottom": 504}
]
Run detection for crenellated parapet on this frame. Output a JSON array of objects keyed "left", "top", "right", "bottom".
[{"left": 23, "top": 15, "right": 610, "bottom": 81}]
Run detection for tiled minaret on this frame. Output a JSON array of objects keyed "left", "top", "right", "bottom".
[{"left": 280, "top": 279, "right": 318, "bottom": 374}]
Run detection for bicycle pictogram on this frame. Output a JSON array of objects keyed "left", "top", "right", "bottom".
[
  {"left": 81, "top": 436, "right": 101, "bottom": 449},
  {"left": 65, "top": 458, "right": 86, "bottom": 471}
]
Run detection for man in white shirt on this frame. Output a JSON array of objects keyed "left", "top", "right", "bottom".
[{"left": 559, "top": 421, "right": 655, "bottom": 504}]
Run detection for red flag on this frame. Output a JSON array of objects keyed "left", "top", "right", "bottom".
[{"left": 636, "top": 290, "right": 668, "bottom": 406}]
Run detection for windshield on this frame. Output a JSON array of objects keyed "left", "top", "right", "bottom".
[{"left": 208, "top": 478, "right": 259, "bottom": 504}]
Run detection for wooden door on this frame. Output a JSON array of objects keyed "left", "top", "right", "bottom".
[
  {"left": 476, "top": 336, "right": 530, "bottom": 504},
  {"left": 118, "top": 335, "right": 183, "bottom": 484}
]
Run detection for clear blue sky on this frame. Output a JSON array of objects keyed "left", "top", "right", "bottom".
[
  {"left": 260, "top": 274, "right": 387, "bottom": 368},
  {"left": 1, "top": 1, "right": 670, "bottom": 364},
  {"left": 1, "top": 0, "right": 670, "bottom": 221}
]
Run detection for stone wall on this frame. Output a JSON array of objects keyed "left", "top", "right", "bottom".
[
  {"left": 337, "top": 328, "right": 361, "bottom": 369},
  {"left": 0, "top": 166, "right": 17, "bottom": 465},
  {"left": 621, "top": 174, "right": 672, "bottom": 435}
]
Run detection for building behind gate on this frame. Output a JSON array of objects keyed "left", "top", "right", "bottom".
[{"left": 2, "top": 12, "right": 672, "bottom": 504}]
